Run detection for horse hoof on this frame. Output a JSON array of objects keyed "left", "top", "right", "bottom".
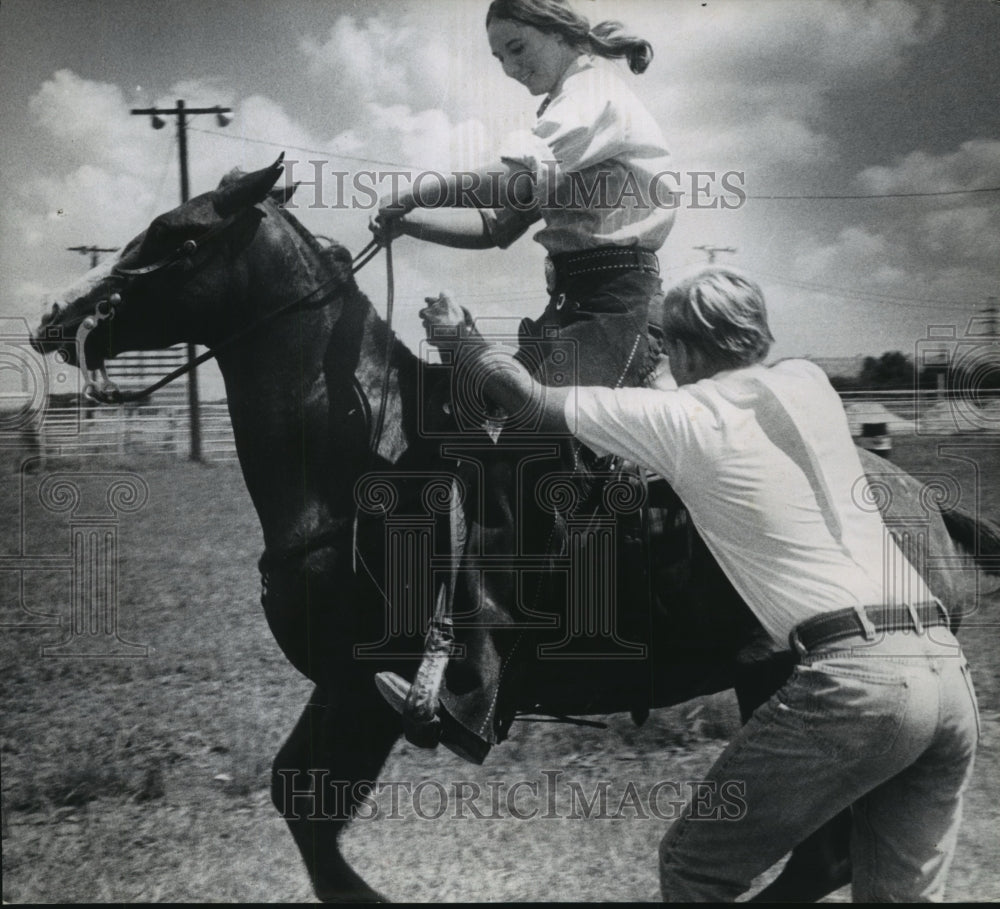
[{"left": 317, "top": 883, "right": 390, "bottom": 903}]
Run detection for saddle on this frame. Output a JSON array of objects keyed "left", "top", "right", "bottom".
[{"left": 397, "top": 452, "right": 735, "bottom": 744}]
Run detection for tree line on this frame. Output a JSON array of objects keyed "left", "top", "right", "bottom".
[{"left": 828, "top": 351, "right": 1000, "bottom": 393}]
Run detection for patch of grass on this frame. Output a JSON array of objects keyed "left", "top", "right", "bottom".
[
  {"left": 33, "top": 753, "right": 169, "bottom": 810},
  {"left": 5, "top": 778, "right": 46, "bottom": 813},
  {"left": 48, "top": 759, "right": 132, "bottom": 808},
  {"left": 211, "top": 721, "right": 274, "bottom": 798}
]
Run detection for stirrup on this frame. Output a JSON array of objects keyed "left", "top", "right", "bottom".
[
  {"left": 374, "top": 670, "right": 440, "bottom": 748},
  {"left": 375, "top": 664, "right": 490, "bottom": 765},
  {"left": 384, "top": 586, "right": 454, "bottom": 748}
]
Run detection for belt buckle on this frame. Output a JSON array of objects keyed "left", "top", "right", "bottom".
[{"left": 544, "top": 257, "right": 556, "bottom": 295}]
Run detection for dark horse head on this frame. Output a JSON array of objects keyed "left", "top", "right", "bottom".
[
  {"left": 31, "top": 154, "right": 423, "bottom": 567},
  {"left": 31, "top": 154, "right": 354, "bottom": 390}
]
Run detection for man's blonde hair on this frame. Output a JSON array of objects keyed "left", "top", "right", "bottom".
[{"left": 661, "top": 268, "right": 774, "bottom": 368}]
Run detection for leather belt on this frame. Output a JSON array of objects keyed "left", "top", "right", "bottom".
[
  {"left": 789, "top": 601, "right": 950, "bottom": 656},
  {"left": 546, "top": 246, "right": 659, "bottom": 292}
]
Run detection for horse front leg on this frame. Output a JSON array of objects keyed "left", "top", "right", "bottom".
[{"left": 273, "top": 683, "right": 401, "bottom": 903}]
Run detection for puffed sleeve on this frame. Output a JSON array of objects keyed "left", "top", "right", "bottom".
[
  {"left": 500, "top": 67, "right": 634, "bottom": 202},
  {"left": 479, "top": 205, "right": 542, "bottom": 250}
]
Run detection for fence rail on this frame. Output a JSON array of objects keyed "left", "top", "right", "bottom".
[
  {"left": 839, "top": 388, "right": 1000, "bottom": 436},
  {"left": 5, "top": 388, "right": 1000, "bottom": 464},
  {"left": 19, "top": 400, "right": 238, "bottom": 462}
]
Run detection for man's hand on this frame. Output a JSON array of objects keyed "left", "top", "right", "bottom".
[
  {"left": 418, "top": 292, "right": 569, "bottom": 434},
  {"left": 419, "top": 292, "right": 476, "bottom": 350}
]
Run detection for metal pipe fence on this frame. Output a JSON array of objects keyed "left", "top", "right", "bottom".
[
  {"left": 25, "top": 401, "right": 238, "bottom": 462},
  {"left": 7, "top": 389, "right": 1000, "bottom": 464}
]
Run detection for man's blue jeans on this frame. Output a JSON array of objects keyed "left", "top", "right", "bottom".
[{"left": 659, "top": 625, "right": 980, "bottom": 901}]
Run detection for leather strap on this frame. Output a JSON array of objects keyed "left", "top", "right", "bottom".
[
  {"left": 549, "top": 246, "right": 660, "bottom": 284},
  {"left": 789, "top": 601, "right": 950, "bottom": 656}
]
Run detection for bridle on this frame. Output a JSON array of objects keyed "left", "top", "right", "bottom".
[{"left": 74, "top": 205, "right": 394, "bottom": 454}]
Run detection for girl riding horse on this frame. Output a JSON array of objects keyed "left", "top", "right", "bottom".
[{"left": 372, "top": 0, "right": 676, "bottom": 761}]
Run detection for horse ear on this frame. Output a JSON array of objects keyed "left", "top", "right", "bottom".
[
  {"left": 213, "top": 153, "right": 286, "bottom": 216},
  {"left": 268, "top": 181, "right": 299, "bottom": 207}
]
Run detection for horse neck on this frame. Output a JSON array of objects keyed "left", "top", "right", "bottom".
[{"left": 215, "top": 233, "right": 420, "bottom": 557}]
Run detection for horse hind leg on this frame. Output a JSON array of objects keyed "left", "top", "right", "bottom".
[
  {"left": 272, "top": 684, "right": 401, "bottom": 903},
  {"left": 734, "top": 648, "right": 852, "bottom": 902},
  {"left": 750, "top": 810, "right": 852, "bottom": 902}
]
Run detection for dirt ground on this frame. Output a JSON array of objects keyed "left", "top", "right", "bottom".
[{"left": 2, "top": 437, "right": 998, "bottom": 902}]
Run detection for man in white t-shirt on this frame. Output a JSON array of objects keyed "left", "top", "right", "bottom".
[{"left": 409, "top": 268, "right": 980, "bottom": 902}]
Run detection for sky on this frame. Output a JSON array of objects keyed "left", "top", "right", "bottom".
[{"left": 1, "top": 0, "right": 999, "bottom": 399}]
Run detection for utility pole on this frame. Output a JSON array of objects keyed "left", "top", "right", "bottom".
[
  {"left": 694, "top": 245, "right": 737, "bottom": 264},
  {"left": 984, "top": 296, "right": 1000, "bottom": 379},
  {"left": 67, "top": 245, "right": 118, "bottom": 269},
  {"left": 130, "top": 100, "right": 232, "bottom": 461},
  {"left": 985, "top": 296, "right": 999, "bottom": 340}
]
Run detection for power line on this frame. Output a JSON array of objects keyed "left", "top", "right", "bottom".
[
  {"left": 748, "top": 186, "right": 1000, "bottom": 201},
  {"left": 189, "top": 125, "right": 1000, "bottom": 201},
  {"left": 188, "top": 126, "right": 423, "bottom": 171},
  {"left": 678, "top": 252, "right": 981, "bottom": 311},
  {"left": 743, "top": 267, "right": 981, "bottom": 311}
]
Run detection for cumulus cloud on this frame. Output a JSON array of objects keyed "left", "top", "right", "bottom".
[
  {"left": 679, "top": 108, "right": 835, "bottom": 173},
  {"left": 346, "top": 102, "right": 491, "bottom": 173},
  {"left": 589, "top": 0, "right": 943, "bottom": 86},
  {"left": 847, "top": 141, "right": 1000, "bottom": 278},
  {"left": 5, "top": 72, "right": 326, "bottom": 323},
  {"left": 793, "top": 226, "right": 893, "bottom": 278},
  {"left": 920, "top": 205, "right": 998, "bottom": 261},
  {"left": 300, "top": 14, "right": 459, "bottom": 122},
  {"left": 27, "top": 69, "right": 162, "bottom": 174},
  {"left": 570, "top": 0, "right": 943, "bottom": 180},
  {"left": 855, "top": 139, "right": 1000, "bottom": 193}
]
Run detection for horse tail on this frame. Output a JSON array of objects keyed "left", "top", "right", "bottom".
[{"left": 942, "top": 505, "right": 1000, "bottom": 575}]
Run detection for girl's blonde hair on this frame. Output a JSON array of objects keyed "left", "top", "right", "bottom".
[
  {"left": 662, "top": 269, "right": 775, "bottom": 368},
  {"left": 486, "top": 0, "right": 653, "bottom": 74}
]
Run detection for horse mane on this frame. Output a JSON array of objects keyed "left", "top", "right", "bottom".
[
  {"left": 269, "top": 202, "right": 358, "bottom": 286},
  {"left": 265, "top": 201, "right": 419, "bottom": 384}
]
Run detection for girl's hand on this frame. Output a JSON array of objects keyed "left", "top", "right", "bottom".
[
  {"left": 419, "top": 292, "right": 474, "bottom": 349},
  {"left": 369, "top": 192, "right": 415, "bottom": 245}
]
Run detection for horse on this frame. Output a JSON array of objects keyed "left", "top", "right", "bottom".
[{"left": 30, "top": 157, "right": 999, "bottom": 902}]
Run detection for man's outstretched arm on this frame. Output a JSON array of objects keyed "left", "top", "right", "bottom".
[{"left": 420, "top": 293, "right": 571, "bottom": 434}]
